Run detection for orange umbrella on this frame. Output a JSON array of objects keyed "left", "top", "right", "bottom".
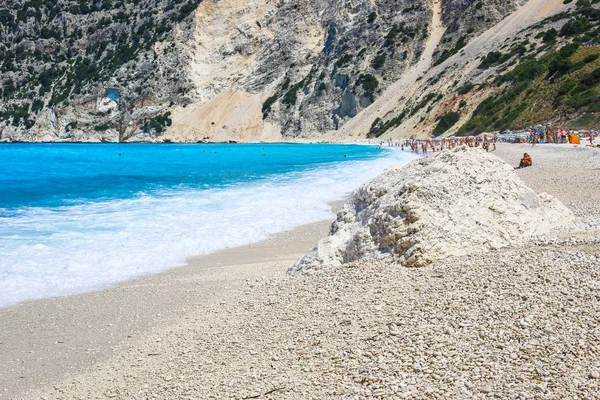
[{"left": 569, "top": 134, "right": 581, "bottom": 144}]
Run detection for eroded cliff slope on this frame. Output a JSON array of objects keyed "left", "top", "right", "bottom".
[{"left": 0, "top": 0, "right": 584, "bottom": 142}]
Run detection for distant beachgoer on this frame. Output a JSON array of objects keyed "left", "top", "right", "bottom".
[{"left": 517, "top": 153, "right": 532, "bottom": 169}]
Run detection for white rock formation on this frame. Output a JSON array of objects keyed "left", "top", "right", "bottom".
[
  {"left": 288, "top": 147, "right": 573, "bottom": 275},
  {"left": 96, "top": 96, "right": 118, "bottom": 113}
]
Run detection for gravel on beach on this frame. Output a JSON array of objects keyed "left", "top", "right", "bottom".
[{"left": 28, "top": 144, "right": 600, "bottom": 400}]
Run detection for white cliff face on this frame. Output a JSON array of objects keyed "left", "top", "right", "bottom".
[
  {"left": 162, "top": 0, "right": 335, "bottom": 142},
  {"left": 288, "top": 147, "right": 573, "bottom": 275},
  {"left": 185, "top": 0, "right": 277, "bottom": 103},
  {"left": 160, "top": 0, "right": 326, "bottom": 143},
  {"left": 0, "top": 0, "right": 572, "bottom": 142},
  {"left": 165, "top": 0, "right": 562, "bottom": 142},
  {"left": 96, "top": 97, "right": 118, "bottom": 114}
]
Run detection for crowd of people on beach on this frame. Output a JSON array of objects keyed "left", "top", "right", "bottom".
[
  {"left": 503, "top": 129, "right": 598, "bottom": 146},
  {"left": 374, "top": 129, "right": 598, "bottom": 155},
  {"left": 370, "top": 128, "right": 600, "bottom": 172},
  {"left": 377, "top": 136, "right": 498, "bottom": 155}
]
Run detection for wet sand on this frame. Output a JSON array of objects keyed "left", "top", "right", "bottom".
[{"left": 0, "top": 215, "right": 335, "bottom": 399}]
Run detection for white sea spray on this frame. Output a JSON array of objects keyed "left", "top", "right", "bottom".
[{"left": 0, "top": 148, "right": 416, "bottom": 307}]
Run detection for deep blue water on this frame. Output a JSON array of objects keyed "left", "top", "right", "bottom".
[{"left": 0, "top": 143, "right": 414, "bottom": 308}]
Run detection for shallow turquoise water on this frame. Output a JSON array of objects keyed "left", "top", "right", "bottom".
[
  {"left": 0, "top": 143, "right": 384, "bottom": 210},
  {"left": 0, "top": 143, "right": 413, "bottom": 307}
]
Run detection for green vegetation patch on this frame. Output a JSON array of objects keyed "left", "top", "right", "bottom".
[
  {"left": 356, "top": 74, "right": 379, "bottom": 102},
  {"left": 459, "top": 42, "right": 600, "bottom": 135},
  {"left": 478, "top": 51, "right": 512, "bottom": 70},
  {"left": 372, "top": 53, "right": 387, "bottom": 70},
  {"left": 434, "top": 36, "right": 467, "bottom": 66},
  {"left": 433, "top": 112, "right": 460, "bottom": 136},
  {"left": 367, "top": 111, "right": 406, "bottom": 138},
  {"left": 142, "top": 112, "right": 172, "bottom": 134}
]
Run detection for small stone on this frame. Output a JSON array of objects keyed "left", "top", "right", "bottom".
[
  {"left": 480, "top": 386, "right": 492, "bottom": 393},
  {"left": 590, "top": 371, "right": 599, "bottom": 379}
]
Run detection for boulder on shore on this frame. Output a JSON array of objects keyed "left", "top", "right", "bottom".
[{"left": 288, "top": 147, "right": 573, "bottom": 275}]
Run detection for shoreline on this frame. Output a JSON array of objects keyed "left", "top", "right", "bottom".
[
  {"left": 0, "top": 140, "right": 373, "bottom": 145},
  {"left": 0, "top": 208, "right": 340, "bottom": 399},
  {"left": 2, "top": 143, "right": 599, "bottom": 399},
  {"left": 0, "top": 143, "right": 397, "bottom": 309}
]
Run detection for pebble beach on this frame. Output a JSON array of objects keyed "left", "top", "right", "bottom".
[{"left": 2, "top": 143, "right": 600, "bottom": 400}]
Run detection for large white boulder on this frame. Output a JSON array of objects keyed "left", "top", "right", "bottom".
[{"left": 289, "top": 147, "right": 573, "bottom": 275}]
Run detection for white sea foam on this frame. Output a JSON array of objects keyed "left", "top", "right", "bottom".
[{"left": 0, "top": 149, "right": 416, "bottom": 307}]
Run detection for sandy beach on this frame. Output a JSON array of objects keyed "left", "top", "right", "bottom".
[
  {"left": 0, "top": 214, "right": 336, "bottom": 399},
  {"left": 2, "top": 143, "right": 600, "bottom": 399}
]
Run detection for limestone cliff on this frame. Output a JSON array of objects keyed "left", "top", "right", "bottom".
[{"left": 0, "top": 0, "right": 582, "bottom": 142}]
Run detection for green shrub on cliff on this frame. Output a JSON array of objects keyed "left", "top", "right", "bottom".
[
  {"left": 433, "top": 112, "right": 460, "bottom": 136},
  {"left": 357, "top": 74, "right": 379, "bottom": 101},
  {"left": 142, "top": 112, "right": 172, "bottom": 134},
  {"left": 262, "top": 95, "right": 278, "bottom": 118}
]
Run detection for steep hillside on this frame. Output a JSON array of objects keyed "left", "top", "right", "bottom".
[
  {"left": 331, "top": 0, "right": 574, "bottom": 140},
  {"left": 0, "top": 0, "right": 582, "bottom": 142},
  {"left": 0, "top": 0, "right": 201, "bottom": 142},
  {"left": 339, "top": 0, "right": 600, "bottom": 140},
  {"left": 459, "top": 2, "right": 600, "bottom": 135}
]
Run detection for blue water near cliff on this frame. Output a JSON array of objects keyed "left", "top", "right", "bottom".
[{"left": 0, "top": 143, "right": 414, "bottom": 307}]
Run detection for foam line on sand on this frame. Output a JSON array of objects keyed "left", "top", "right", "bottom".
[{"left": 0, "top": 216, "right": 334, "bottom": 399}]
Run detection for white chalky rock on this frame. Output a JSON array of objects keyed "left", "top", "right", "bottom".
[{"left": 289, "top": 147, "right": 573, "bottom": 275}]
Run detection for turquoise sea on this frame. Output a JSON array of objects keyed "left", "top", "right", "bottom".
[{"left": 0, "top": 143, "right": 414, "bottom": 307}]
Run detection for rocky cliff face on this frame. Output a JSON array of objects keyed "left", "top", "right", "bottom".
[
  {"left": 0, "top": 0, "right": 577, "bottom": 142},
  {"left": 256, "top": 0, "right": 432, "bottom": 138},
  {"left": 434, "top": 0, "right": 527, "bottom": 66},
  {"left": 0, "top": 0, "right": 199, "bottom": 142},
  {"left": 165, "top": 0, "right": 434, "bottom": 142}
]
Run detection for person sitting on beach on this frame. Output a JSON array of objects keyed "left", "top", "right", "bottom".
[{"left": 517, "top": 153, "right": 532, "bottom": 169}]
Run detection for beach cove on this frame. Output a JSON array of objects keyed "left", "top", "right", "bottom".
[
  {"left": 0, "top": 143, "right": 410, "bottom": 308},
  {"left": 0, "top": 143, "right": 413, "bottom": 397},
  {"left": 1, "top": 143, "right": 599, "bottom": 399}
]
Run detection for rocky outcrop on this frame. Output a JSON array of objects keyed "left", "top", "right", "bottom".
[
  {"left": 434, "top": 0, "right": 527, "bottom": 66},
  {"left": 288, "top": 147, "right": 573, "bottom": 275}
]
